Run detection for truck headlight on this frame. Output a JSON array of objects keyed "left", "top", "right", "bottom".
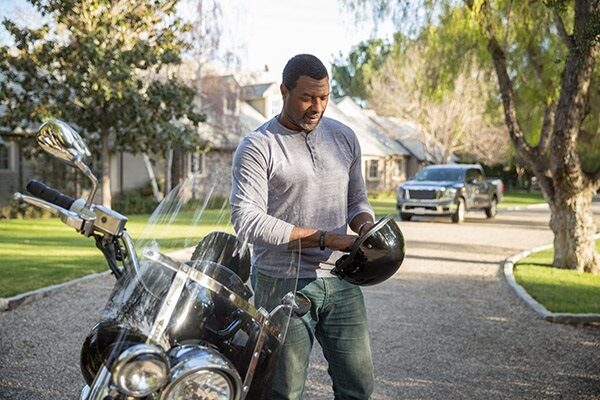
[
  {"left": 111, "top": 344, "right": 169, "bottom": 397},
  {"left": 439, "top": 188, "right": 456, "bottom": 200},
  {"left": 397, "top": 187, "right": 405, "bottom": 200},
  {"left": 162, "top": 345, "right": 242, "bottom": 400}
]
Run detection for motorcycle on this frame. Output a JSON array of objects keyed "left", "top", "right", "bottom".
[{"left": 15, "top": 119, "right": 307, "bottom": 400}]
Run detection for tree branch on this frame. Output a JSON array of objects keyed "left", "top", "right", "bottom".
[
  {"left": 550, "top": 1, "right": 600, "bottom": 194},
  {"left": 486, "top": 32, "right": 536, "bottom": 162},
  {"left": 526, "top": 45, "right": 546, "bottom": 83},
  {"left": 538, "top": 102, "right": 556, "bottom": 154},
  {"left": 470, "top": 0, "right": 555, "bottom": 199},
  {"left": 553, "top": 10, "right": 574, "bottom": 51}
]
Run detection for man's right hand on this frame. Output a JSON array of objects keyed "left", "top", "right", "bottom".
[
  {"left": 324, "top": 233, "right": 358, "bottom": 252},
  {"left": 287, "top": 227, "right": 357, "bottom": 251}
]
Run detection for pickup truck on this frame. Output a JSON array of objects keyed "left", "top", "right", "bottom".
[{"left": 396, "top": 164, "right": 503, "bottom": 223}]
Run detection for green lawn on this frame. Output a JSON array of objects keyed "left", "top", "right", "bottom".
[
  {"left": 0, "top": 210, "right": 233, "bottom": 298},
  {"left": 368, "top": 193, "right": 397, "bottom": 218},
  {"left": 0, "top": 190, "right": 547, "bottom": 298},
  {"left": 499, "top": 191, "right": 545, "bottom": 209},
  {"left": 368, "top": 190, "right": 547, "bottom": 215},
  {"left": 514, "top": 240, "right": 600, "bottom": 313}
]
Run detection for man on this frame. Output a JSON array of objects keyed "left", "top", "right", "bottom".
[{"left": 230, "top": 54, "right": 375, "bottom": 400}]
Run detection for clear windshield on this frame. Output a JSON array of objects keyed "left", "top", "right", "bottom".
[
  {"left": 82, "top": 171, "right": 300, "bottom": 399},
  {"left": 414, "top": 167, "right": 464, "bottom": 182}
]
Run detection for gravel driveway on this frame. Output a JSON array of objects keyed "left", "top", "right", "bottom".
[{"left": 1, "top": 205, "right": 599, "bottom": 399}]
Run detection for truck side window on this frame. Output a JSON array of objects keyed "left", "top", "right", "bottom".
[{"left": 466, "top": 169, "right": 482, "bottom": 183}]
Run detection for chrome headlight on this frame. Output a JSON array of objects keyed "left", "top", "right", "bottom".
[
  {"left": 162, "top": 369, "right": 234, "bottom": 400},
  {"left": 439, "top": 187, "right": 456, "bottom": 200},
  {"left": 162, "top": 345, "right": 242, "bottom": 400},
  {"left": 111, "top": 344, "right": 169, "bottom": 397}
]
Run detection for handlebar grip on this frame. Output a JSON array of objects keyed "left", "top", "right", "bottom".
[{"left": 26, "top": 180, "right": 76, "bottom": 211}]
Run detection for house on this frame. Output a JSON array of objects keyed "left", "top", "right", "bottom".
[
  {"left": 0, "top": 135, "right": 20, "bottom": 201},
  {"left": 325, "top": 99, "right": 412, "bottom": 192},
  {"left": 0, "top": 73, "right": 441, "bottom": 206},
  {"left": 333, "top": 97, "right": 446, "bottom": 180}
]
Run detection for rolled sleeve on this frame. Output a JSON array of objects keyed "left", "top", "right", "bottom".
[{"left": 230, "top": 136, "right": 294, "bottom": 247}]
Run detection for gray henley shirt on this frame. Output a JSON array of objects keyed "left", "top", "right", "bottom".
[{"left": 230, "top": 116, "right": 374, "bottom": 278}]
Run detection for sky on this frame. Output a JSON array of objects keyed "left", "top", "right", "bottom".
[{"left": 0, "top": 0, "right": 396, "bottom": 80}]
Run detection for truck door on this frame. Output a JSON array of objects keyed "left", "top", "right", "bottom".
[
  {"left": 466, "top": 168, "right": 486, "bottom": 208},
  {"left": 464, "top": 169, "right": 477, "bottom": 209},
  {"left": 471, "top": 168, "right": 489, "bottom": 207}
]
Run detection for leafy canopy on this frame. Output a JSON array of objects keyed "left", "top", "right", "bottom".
[
  {"left": 0, "top": 0, "right": 205, "bottom": 156},
  {"left": 337, "top": 0, "right": 600, "bottom": 173}
]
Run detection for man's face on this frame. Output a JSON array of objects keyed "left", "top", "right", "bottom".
[{"left": 280, "top": 75, "right": 330, "bottom": 132}]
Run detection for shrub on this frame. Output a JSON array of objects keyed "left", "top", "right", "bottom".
[
  {"left": 0, "top": 198, "right": 54, "bottom": 220},
  {"left": 112, "top": 189, "right": 158, "bottom": 215}
]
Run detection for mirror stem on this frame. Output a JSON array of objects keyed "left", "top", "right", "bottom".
[{"left": 76, "top": 159, "right": 98, "bottom": 210}]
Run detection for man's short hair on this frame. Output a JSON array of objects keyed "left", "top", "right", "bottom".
[{"left": 282, "top": 54, "right": 328, "bottom": 90}]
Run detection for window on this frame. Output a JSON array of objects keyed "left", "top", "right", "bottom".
[
  {"left": 0, "top": 143, "right": 11, "bottom": 171},
  {"left": 466, "top": 168, "right": 483, "bottom": 183},
  {"left": 393, "top": 159, "right": 405, "bottom": 179},
  {"left": 367, "top": 159, "right": 380, "bottom": 180},
  {"left": 190, "top": 152, "right": 206, "bottom": 176}
]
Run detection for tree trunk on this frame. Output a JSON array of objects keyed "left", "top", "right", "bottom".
[
  {"left": 479, "top": 0, "right": 600, "bottom": 275},
  {"left": 142, "top": 153, "right": 163, "bottom": 202},
  {"left": 171, "top": 147, "right": 185, "bottom": 189},
  {"left": 165, "top": 146, "right": 173, "bottom": 195},
  {"left": 101, "top": 129, "right": 111, "bottom": 208},
  {"left": 548, "top": 188, "right": 600, "bottom": 274}
]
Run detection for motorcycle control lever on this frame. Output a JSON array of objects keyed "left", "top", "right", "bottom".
[
  {"left": 16, "top": 179, "right": 128, "bottom": 237},
  {"left": 13, "top": 192, "right": 84, "bottom": 231}
]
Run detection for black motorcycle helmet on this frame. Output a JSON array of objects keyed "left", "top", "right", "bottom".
[{"left": 331, "top": 215, "right": 405, "bottom": 286}]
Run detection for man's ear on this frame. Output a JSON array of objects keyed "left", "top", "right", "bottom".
[{"left": 280, "top": 83, "right": 288, "bottom": 100}]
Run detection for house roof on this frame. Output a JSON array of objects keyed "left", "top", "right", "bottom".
[
  {"left": 201, "top": 101, "right": 267, "bottom": 150},
  {"left": 368, "top": 115, "right": 428, "bottom": 161},
  {"left": 330, "top": 98, "right": 411, "bottom": 158},
  {"left": 242, "top": 83, "right": 276, "bottom": 100},
  {"left": 335, "top": 96, "right": 449, "bottom": 163}
]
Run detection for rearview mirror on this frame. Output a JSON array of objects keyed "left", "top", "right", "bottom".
[
  {"left": 37, "top": 119, "right": 91, "bottom": 167},
  {"left": 36, "top": 119, "right": 97, "bottom": 211}
]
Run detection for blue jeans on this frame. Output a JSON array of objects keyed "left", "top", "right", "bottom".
[{"left": 254, "top": 272, "right": 374, "bottom": 400}]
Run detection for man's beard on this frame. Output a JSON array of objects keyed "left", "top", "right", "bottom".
[{"left": 298, "top": 112, "right": 323, "bottom": 132}]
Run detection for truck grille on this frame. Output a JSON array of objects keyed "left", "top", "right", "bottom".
[{"left": 407, "top": 189, "right": 437, "bottom": 200}]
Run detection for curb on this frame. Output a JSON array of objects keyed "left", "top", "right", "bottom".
[
  {"left": 500, "top": 203, "right": 548, "bottom": 212},
  {"left": 0, "top": 271, "right": 112, "bottom": 312},
  {"left": 503, "top": 234, "right": 600, "bottom": 325}
]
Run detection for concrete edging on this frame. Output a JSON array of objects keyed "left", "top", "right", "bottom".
[
  {"left": 0, "top": 271, "right": 112, "bottom": 312},
  {"left": 500, "top": 203, "right": 549, "bottom": 212},
  {"left": 503, "top": 233, "right": 600, "bottom": 324}
]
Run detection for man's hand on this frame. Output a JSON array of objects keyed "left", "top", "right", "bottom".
[
  {"left": 350, "top": 212, "right": 375, "bottom": 237},
  {"left": 287, "top": 227, "right": 357, "bottom": 251},
  {"left": 358, "top": 221, "right": 375, "bottom": 236},
  {"left": 324, "top": 233, "right": 358, "bottom": 252}
]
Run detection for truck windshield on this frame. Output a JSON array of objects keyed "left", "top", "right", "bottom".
[{"left": 414, "top": 168, "right": 464, "bottom": 181}]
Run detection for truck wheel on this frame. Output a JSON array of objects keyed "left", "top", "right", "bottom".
[
  {"left": 485, "top": 197, "right": 498, "bottom": 218},
  {"left": 400, "top": 213, "right": 412, "bottom": 221},
  {"left": 451, "top": 198, "right": 465, "bottom": 223}
]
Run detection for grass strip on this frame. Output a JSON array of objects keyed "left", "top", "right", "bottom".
[
  {"left": 498, "top": 191, "right": 545, "bottom": 209},
  {"left": 514, "top": 241, "right": 600, "bottom": 314},
  {"left": 0, "top": 211, "right": 233, "bottom": 298},
  {"left": 368, "top": 191, "right": 546, "bottom": 216}
]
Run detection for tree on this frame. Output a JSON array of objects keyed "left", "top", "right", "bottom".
[
  {"left": 0, "top": 0, "right": 205, "bottom": 207},
  {"left": 342, "top": 0, "right": 600, "bottom": 274},
  {"left": 331, "top": 38, "right": 391, "bottom": 99},
  {"left": 334, "top": 37, "right": 509, "bottom": 164}
]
